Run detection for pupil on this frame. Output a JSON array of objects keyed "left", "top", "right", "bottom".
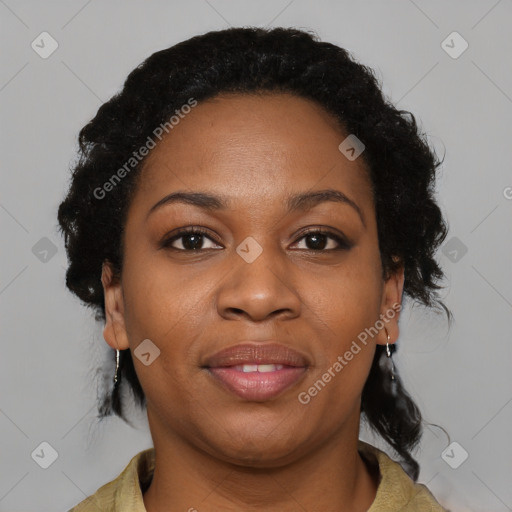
[
  {"left": 184, "top": 234, "right": 202, "bottom": 250},
  {"left": 307, "top": 234, "right": 326, "bottom": 250}
]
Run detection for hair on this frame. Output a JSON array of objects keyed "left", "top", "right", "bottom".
[{"left": 57, "top": 26, "right": 449, "bottom": 481}]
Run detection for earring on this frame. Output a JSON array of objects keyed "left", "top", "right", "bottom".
[
  {"left": 384, "top": 327, "right": 395, "bottom": 381},
  {"left": 113, "top": 349, "right": 120, "bottom": 386}
]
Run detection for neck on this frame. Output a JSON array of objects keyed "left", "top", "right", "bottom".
[{"left": 143, "top": 410, "right": 378, "bottom": 512}]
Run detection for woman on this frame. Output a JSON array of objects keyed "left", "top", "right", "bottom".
[{"left": 59, "top": 26, "right": 449, "bottom": 511}]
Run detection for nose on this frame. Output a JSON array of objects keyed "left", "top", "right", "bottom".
[{"left": 215, "top": 245, "right": 302, "bottom": 323}]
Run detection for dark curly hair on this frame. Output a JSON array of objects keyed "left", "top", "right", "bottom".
[{"left": 57, "top": 26, "right": 449, "bottom": 481}]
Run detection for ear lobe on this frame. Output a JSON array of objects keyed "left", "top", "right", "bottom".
[
  {"left": 376, "top": 264, "right": 405, "bottom": 346},
  {"left": 101, "top": 262, "right": 130, "bottom": 351}
]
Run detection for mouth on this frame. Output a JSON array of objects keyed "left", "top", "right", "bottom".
[{"left": 203, "top": 343, "right": 309, "bottom": 401}]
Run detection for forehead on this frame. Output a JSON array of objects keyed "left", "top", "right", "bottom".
[{"left": 134, "top": 92, "right": 373, "bottom": 213}]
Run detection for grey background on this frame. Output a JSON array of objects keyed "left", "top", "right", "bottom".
[{"left": 1, "top": 1, "right": 511, "bottom": 511}]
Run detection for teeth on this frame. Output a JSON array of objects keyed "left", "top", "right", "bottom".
[
  {"left": 239, "top": 364, "right": 284, "bottom": 373},
  {"left": 257, "top": 364, "right": 281, "bottom": 372}
]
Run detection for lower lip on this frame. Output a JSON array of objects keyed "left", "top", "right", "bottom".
[{"left": 207, "top": 367, "right": 307, "bottom": 401}]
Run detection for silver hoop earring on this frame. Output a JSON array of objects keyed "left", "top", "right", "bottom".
[{"left": 113, "top": 349, "right": 120, "bottom": 385}]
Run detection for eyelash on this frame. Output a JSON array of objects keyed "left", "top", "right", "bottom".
[{"left": 160, "top": 226, "right": 352, "bottom": 252}]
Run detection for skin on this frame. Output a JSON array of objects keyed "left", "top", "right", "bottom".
[{"left": 101, "top": 92, "right": 404, "bottom": 512}]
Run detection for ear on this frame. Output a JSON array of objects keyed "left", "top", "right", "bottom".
[
  {"left": 101, "top": 261, "right": 130, "bottom": 351},
  {"left": 376, "top": 263, "right": 405, "bottom": 346}
]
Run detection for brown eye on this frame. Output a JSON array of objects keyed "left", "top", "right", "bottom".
[
  {"left": 161, "top": 228, "right": 222, "bottom": 251},
  {"left": 293, "top": 229, "right": 352, "bottom": 251}
]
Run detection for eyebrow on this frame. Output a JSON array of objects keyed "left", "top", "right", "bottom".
[{"left": 147, "top": 188, "right": 365, "bottom": 226}]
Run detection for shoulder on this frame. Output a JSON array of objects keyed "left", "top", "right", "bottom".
[
  {"left": 68, "top": 448, "right": 155, "bottom": 512},
  {"left": 358, "top": 440, "right": 448, "bottom": 511}
]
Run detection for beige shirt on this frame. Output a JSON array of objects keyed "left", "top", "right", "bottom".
[{"left": 69, "top": 441, "right": 447, "bottom": 511}]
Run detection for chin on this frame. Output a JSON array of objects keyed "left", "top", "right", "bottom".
[
  {"left": 216, "top": 444, "right": 305, "bottom": 469},
  {"left": 201, "top": 424, "right": 309, "bottom": 469}
]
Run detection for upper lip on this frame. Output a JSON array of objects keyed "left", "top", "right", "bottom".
[{"left": 204, "top": 342, "right": 309, "bottom": 368}]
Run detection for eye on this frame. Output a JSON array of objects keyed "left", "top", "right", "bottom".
[
  {"left": 160, "top": 227, "right": 352, "bottom": 252},
  {"left": 293, "top": 229, "right": 352, "bottom": 251},
  {"left": 160, "top": 227, "right": 222, "bottom": 251}
]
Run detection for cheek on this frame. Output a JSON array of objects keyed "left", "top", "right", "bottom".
[
  {"left": 119, "top": 257, "right": 208, "bottom": 417},
  {"left": 308, "top": 253, "right": 383, "bottom": 343},
  {"left": 118, "top": 254, "right": 210, "bottom": 401},
  {"left": 121, "top": 251, "right": 208, "bottom": 342},
  {"left": 300, "top": 250, "right": 382, "bottom": 395}
]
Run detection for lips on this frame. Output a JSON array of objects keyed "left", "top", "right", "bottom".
[
  {"left": 204, "top": 343, "right": 309, "bottom": 401},
  {"left": 204, "top": 343, "right": 309, "bottom": 368}
]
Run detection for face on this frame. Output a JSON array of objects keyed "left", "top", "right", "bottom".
[{"left": 102, "top": 92, "right": 404, "bottom": 467}]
